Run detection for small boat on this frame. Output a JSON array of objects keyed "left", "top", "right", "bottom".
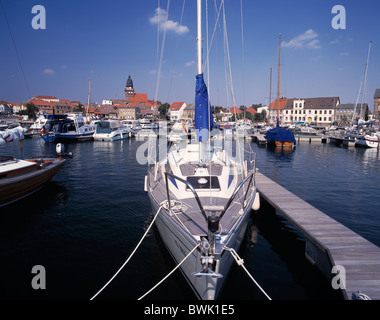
[
  {"left": 294, "top": 125, "right": 318, "bottom": 135},
  {"left": 168, "top": 121, "right": 190, "bottom": 143},
  {"left": 40, "top": 114, "right": 95, "bottom": 143},
  {"left": 266, "top": 34, "right": 296, "bottom": 149},
  {"left": 93, "top": 119, "right": 132, "bottom": 141},
  {"left": 0, "top": 120, "right": 9, "bottom": 131},
  {"left": 265, "top": 119, "right": 296, "bottom": 148},
  {"left": 355, "top": 134, "right": 379, "bottom": 148},
  {"left": 235, "top": 121, "right": 254, "bottom": 139},
  {"left": 140, "top": 118, "right": 159, "bottom": 130},
  {"left": 145, "top": 0, "right": 260, "bottom": 300},
  {"left": 29, "top": 112, "right": 47, "bottom": 135},
  {"left": 0, "top": 126, "right": 66, "bottom": 207},
  {"left": 121, "top": 119, "right": 142, "bottom": 131}
]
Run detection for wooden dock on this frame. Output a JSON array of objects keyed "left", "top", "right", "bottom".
[{"left": 255, "top": 171, "right": 380, "bottom": 300}]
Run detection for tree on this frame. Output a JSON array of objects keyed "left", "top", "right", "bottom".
[
  {"left": 73, "top": 103, "right": 84, "bottom": 113},
  {"left": 20, "top": 103, "right": 38, "bottom": 120},
  {"left": 158, "top": 103, "right": 170, "bottom": 119}
]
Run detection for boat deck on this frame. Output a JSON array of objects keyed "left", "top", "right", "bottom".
[
  {"left": 255, "top": 171, "right": 380, "bottom": 300},
  {"left": 147, "top": 165, "right": 253, "bottom": 237}
]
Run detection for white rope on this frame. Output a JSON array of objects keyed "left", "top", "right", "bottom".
[
  {"left": 138, "top": 243, "right": 200, "bottom": 300},
  {"left": 90, "top": 205, "right": 163, "bottom": 300},
  {"left": 224, "top": 246, "right": 272, "bottom": 300}
]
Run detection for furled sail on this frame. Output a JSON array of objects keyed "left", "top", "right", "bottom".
[{"left": 194, "top": 73, "right": 214, "bottom": 142}]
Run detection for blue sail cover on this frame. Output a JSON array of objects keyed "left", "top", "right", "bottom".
[
  {"left": 195, "top": 73, "right": 214, "bottom": 142},
  {"left": 265, "top": 120, "right": 296, "bottom": 145}
]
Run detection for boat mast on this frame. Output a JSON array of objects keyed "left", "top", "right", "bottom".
[
  {"left": 269, "top": 67, "right": 272, "bottom": 123},
  {"left": 197, "top": 0, "right": 202, "bottom": 76},
  {"left": 87, "top": 79, "right": 91, "bottom": 122},
  {"left": 277, "top": 33, "right": 281, "bottom": 124},
  {"left": 360, "top": 40, "right": 372, "bottom": 122}
]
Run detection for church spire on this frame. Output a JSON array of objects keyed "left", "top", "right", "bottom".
[{"left": 125, "top": 75, "right": 135, "bottom": 99}]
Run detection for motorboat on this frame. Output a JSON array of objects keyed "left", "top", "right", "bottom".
[
  {"left": 355, "top": 134, "right": 379, "bottom": 148},
  {"left": 145, "top": 0, "right": 260, "bottom": 300},
  {"left": 121, "top": 119, "right": 142, "bottom": 131},
  {"left": 140, "top": 118, "right": 159, "bottom": 130},
  {"left": 93, "top": 119, "right": 132, "bottom": 141},
  {"left": 29, "top": 112, "right": 47, "bottom": 135},
  {"left": 40, "top": 113, "right": 95, "bottom": 143},
  {"left": 0, "top": 126, "right": 66, "bottom": 207}
]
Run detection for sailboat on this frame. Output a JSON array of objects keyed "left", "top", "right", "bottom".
[
  {"left": 349, "top": 41, "right": 379, "bottom": 149},
  {"left": 265, "top": 33, "right": 296, "bottom": 149},
  {"left": 145, "top": 0, "right": 260, "bottom": 300}
]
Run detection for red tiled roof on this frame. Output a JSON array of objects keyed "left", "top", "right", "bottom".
[
  {"left": 246, "top": 107, "right": 257, "bottom": 114},
  {"left": 35, "top": 95, "right": 58, "bottom": 99},
  {"left": 170, "top": 102, "right": 185, "bottom": 111},
  {"left": 128, "top": 93, "right": 148, "bottom": 104},
  {"left": 268, "top": 99, "right": 288, "bottom": 110},
  {"left": 229, "top": 106, "right": 243, "bottom": 114}
]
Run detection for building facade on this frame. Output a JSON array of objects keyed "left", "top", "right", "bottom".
[
  {"left": 335, "top": 103, "right": 369, "bottom": 124},
  {"left": 169, "top": 102, "right": 186, "bottom": 121},
  {"left": 269, "top": 97, "right": 340, "bottom": 126},
  {"left": 374, "top": 88, "right": 380, "bottom": 120}
]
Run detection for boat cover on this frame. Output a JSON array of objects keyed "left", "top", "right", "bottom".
[
  {"left": 265, "top": 121, "right": 296, "bottom": 145},
  {"left": 0, "top": 126, "right": 27, "bottom": 144}
]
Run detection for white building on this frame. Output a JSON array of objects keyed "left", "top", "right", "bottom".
[{"left": 169, "top": 102, "right": 187, "bottom": 121}]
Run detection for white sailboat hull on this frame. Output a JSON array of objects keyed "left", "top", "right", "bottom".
[{"left": 148, "top": 188, "right": 253, "bottom": 300}]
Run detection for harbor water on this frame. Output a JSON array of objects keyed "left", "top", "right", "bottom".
[{"left": 0, "top": 136, "right": 379, "bottom": 300}]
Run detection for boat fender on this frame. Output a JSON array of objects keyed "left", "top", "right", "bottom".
[
  {"left": 144, "top": 175, "right": 148, "bottom": 192},
  {"left": 40, "top": 125, "right": 46, "bottom": 135},
  {"left": 252, "top": 192, "right": 260, "bottom": 211}
]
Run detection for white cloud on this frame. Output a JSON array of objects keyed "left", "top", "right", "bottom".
[
  {"left": 43, "top": 68, "right": 55, "bottom": 75},
  {"left": 307, "top": 39, "right": 321, "bottom": 49},
  {"left": 150, "top": 8, "right": 189, "bottom": 35},
  {"left": 282, "top": 29, "right": 320, "bottom": 49},
  {"left": 329, "top": 39, "right": 340, "bottom": 45},
  {"left": 340, "top": 52, "right": 349, "bottom": 56},
  {"left": 185, "top": 60, "right": 195, "bottom": 67}
]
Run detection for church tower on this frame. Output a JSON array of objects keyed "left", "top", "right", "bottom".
[{"left": 125, "top": 75, "right": 135, "bottom": 100}]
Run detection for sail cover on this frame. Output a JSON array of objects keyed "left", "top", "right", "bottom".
[{"left": 195, "top": 73, "right": 214, "bottom": 142}]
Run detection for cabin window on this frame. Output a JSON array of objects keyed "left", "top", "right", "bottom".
[{"left": 186, "top": 176, "right": 220, "bottom": 190}]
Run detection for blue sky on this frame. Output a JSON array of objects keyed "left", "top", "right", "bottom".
[{"left": 1, "top": 0, "right": 379, "bottom": 111}]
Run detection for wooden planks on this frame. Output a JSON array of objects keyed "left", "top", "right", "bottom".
[{"left": 255, "top": 171, "right": 380, "bottom": 300}]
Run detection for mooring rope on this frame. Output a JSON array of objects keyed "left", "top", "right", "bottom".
[
  {"left": 224, "top": 246, "right": 272, "bottom": 300},
  {"left": 138, "top": 243, "right": 200, "bottom": 300},
  {"left": 90, "top": 205, "right": 164, "bottom": 300}
]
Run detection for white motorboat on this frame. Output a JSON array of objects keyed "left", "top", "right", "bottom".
[
  {"left": 29, "top": 112, "right": 47, "bottom": 134},
  {"left": 40, "top": 113, "right": 96, "bottom": 143},
  {"left": 93, "top": 119, "right": 132, "bottom": 141},
  {"left": 140, "top": 118, "right": 159, "bottom": 130},
  {"left": 145, "top": 0, "right": 260, "bottom": 300},
  {"left": 121, "top": 119, "right": 142, "bottom": 131},
  {"left": 355, "top": 134, "right": 379, "bottom": 148}
]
